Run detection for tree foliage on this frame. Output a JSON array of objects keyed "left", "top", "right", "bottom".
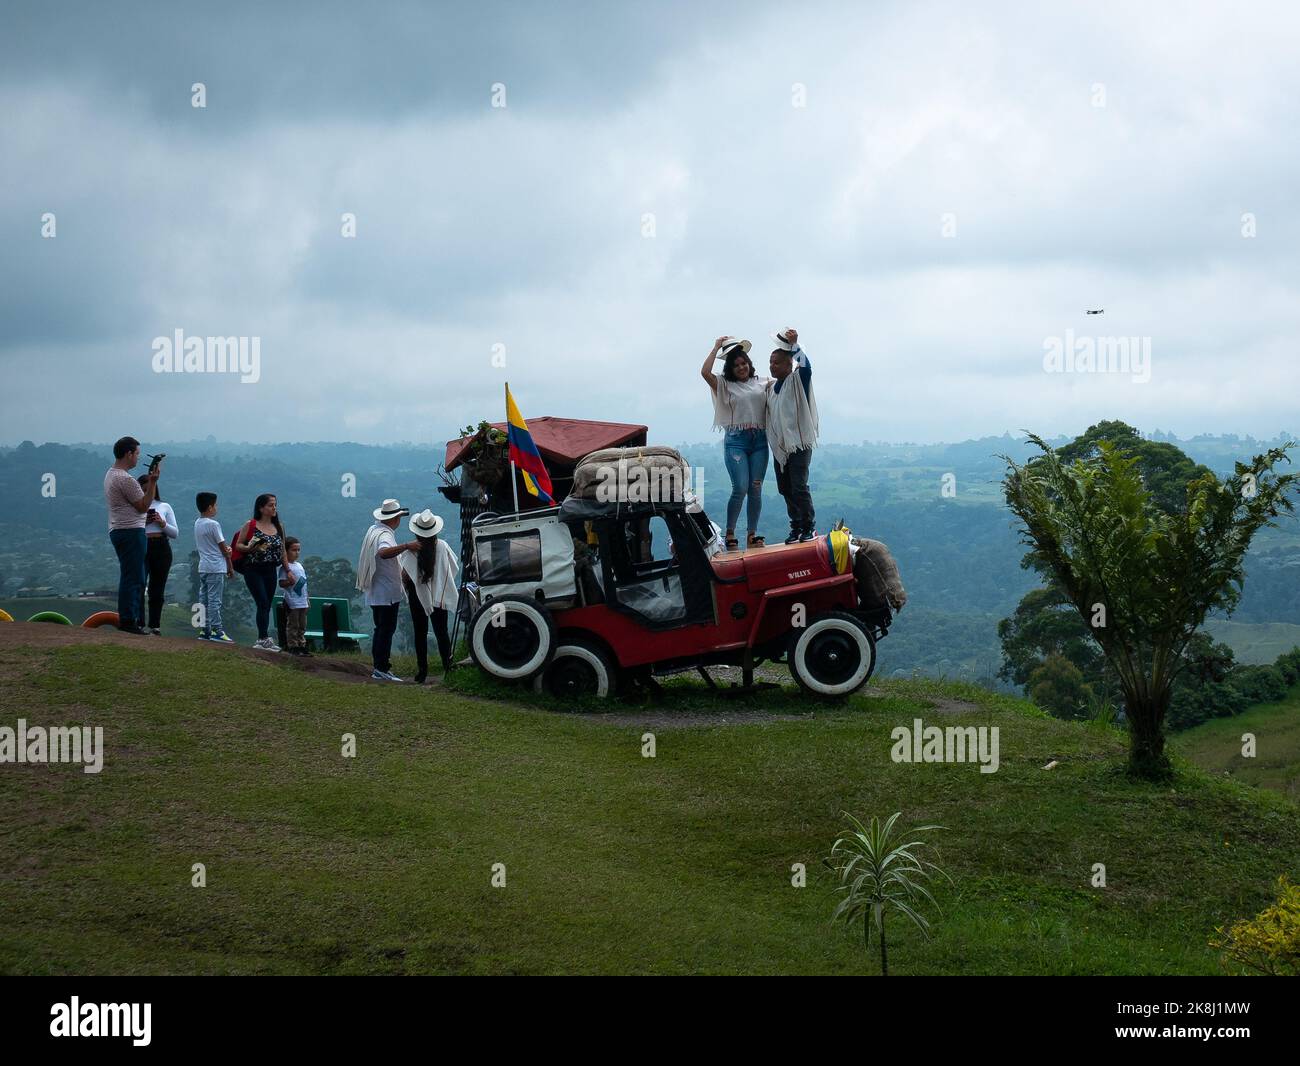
[
  {"left": 1212, "top": 876, "right": 1300, "bottom": 976},
  {"left": 1003, "top": 434, "right": 1296, "bottom": 778},
  {"left": 824, "top": 813, "right": 948, "bottom": 976}
]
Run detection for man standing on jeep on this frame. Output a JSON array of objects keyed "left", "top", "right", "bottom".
[{"left": 766, "top": 328, "right": 819, "bottom": 543}]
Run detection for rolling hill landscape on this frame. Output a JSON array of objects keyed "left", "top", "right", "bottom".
[{"left": 2, "top": 621, "right": 1297, "bottom": 976}]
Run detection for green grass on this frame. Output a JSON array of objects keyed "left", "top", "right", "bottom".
[
  {"left": 1175, "top": 685, "right": 1300, "bottom": 803},
  {"left": 1, "top": 638, "right": 1297, "bottom": 975}
]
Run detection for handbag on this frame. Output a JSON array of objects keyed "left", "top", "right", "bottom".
[{"left": 231, "top": 520, "right": 257, "bottom": 575}]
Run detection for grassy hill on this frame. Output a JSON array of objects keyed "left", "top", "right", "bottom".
[
  {"left": 1176, "top": 684, "right": 1300, "bottom": 803},
  {"left": 1, "top": 624, "right": 1297, "bottom": 975}
]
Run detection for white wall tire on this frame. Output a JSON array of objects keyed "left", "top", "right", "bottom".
[
  {"left": 532, "top": 639, "right": 616, "bottom": 700},
  {"left": 469, "top": 596, "right": 556, "bottom": 680},
  {"left": 789, "top": 611, "right": 875, "bottom": 697}
]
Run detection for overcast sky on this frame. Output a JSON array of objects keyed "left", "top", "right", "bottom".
[{"left": 3, "top": 0, "right": 1298, "bottom": 449}]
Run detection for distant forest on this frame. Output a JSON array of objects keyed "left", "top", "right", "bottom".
[{"left": 2, "top": 430, "right": 1297, "bottom": 682}]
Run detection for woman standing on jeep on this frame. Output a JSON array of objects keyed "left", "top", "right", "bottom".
[{"left": 701, "top": 336, "right": 768, "bottom": 551}]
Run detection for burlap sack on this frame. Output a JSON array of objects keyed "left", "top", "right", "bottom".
[
  {"left": 572, "top": 446, "right": 690, "bottom": 503},
  {"left": 851, "top": 537, "right": 907, "bottom": 612}
]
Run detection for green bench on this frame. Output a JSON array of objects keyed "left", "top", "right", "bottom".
[{"left": 274, "top": 596, "right": 370, "bottom": 652}]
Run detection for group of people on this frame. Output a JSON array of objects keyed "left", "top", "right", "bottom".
[
  {"left": 103, "top": 437, "right": 460, "bottom": 681},
  {"left": 101, "top": 336, "right": 816, "bottom": 674},
  {"left": 103, "top": 437, "right": 311, "bottom": 652},
  {"left": 700, "top": 326, "right": 819, "bottom": 551}
]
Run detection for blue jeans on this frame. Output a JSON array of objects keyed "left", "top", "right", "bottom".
[
  {"left": 372, "top": 603, "right": 400, "bottom": 673},
  {"left": 109, "top": 528, "right": 147, "bottom": 628},
  {"left": 723, "top": 427, "right": 769, "bottom": 537},
  {"left": 199, "top": 572, "right": 226, "bottom": 636},
  {"left": 242, "top": 562, "right": 279, "bottom": 640}
]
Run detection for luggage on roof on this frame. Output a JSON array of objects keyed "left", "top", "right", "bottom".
[{"left": 571, "top": 445, "right": 690, "bottom": 504}]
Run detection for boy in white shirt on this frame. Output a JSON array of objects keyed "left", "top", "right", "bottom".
[
  {"left": 194, "top": 492, "right": 235, "bottom": 643},
  {"left": 279, "top": 536, "right": 311, "bottom": 656}
]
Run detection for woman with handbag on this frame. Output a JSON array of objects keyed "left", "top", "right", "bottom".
[{"left": 232, "top": 493, "right": 289, "bottom": 650}]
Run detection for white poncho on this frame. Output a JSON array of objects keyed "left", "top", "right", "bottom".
[{"left": 765, "top": 347, "right": 819, "bottom": 466}]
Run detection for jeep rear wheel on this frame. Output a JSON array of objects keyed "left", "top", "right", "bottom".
[
  {"left": 532, "top": 639, "right": 617, "bottom": 700},
  {"left": 789, "top": 610, "right": 875, "bottom": 697},
  {"left": 469, "top": 596, "right": 556, "bottom": 680}
]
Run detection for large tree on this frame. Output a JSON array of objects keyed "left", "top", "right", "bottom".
[
  {"left": 1000, "top": 423, "right": 1214, "bottom": 714},
  {"left": 1003, "top": 435, "right": 1295, "bottom": 779}
]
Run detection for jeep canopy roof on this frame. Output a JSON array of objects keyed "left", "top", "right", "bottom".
[{"left": 444, "top": 417, "right": 648, "bottom": 472}]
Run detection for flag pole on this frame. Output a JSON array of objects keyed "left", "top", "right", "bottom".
[{"left": 506, "top": 382, "right": 519, "bottom": 516}]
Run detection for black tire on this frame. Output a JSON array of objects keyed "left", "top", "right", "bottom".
[
  {"left": 532, "top": 638, "right": 618, "bottom": 700},
  {"left": 469, "top": 596, "right": 556, "bottom": 680},
  {"left": 788, "top": 610, "right": 876, "bottom": 697}
]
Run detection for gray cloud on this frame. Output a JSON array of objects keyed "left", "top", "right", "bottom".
[{"left": 2, "top": 0, "right": 1298, "bottom": 449}]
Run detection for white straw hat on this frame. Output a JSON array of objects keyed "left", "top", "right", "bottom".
[
  {"left": 769, "top": 330, "right": 797, "bottom": 352},
  {"left": 372, "top": 498, "right": 410, "bottom": 521},
  {"left": 408, "top": 509, "right": 445, "bottom": 538},
  {"left": 719, "top": 337, "right": 752, "bottom": 358}
]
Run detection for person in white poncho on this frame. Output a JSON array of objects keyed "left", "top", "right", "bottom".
[
  {"left": 399, "top": 509, "right": 460, "bottom": 683},
  {"left": 766, "top": 327, "right": 819, "bottom": 543},
  {"left": 356, "top": 498, "right": 412, "bottom": 681}
]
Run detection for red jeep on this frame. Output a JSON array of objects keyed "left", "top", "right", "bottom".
[{"left": 464, "top": 497, "right": 892, "bottom": 699}]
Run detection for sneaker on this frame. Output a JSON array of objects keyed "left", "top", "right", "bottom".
[
  {"left": 209, "top": 631, "right": 235, "bottom": 644},
  {"left": 197, "top": 632, "right": 211, "bottom": 642},
  {"left": 254, "top": 638, "right": 281, "bottom": 652},
  {"left": 784, "top": 529, "right": 802, "bottom": 545},
  {"left": 798, "top": 529, "right": 818, "bottom": 543},
  {"left": 149, "top": 628, "right": 162, "bottom": 636},
  {"left": 371, "top": 669, "right": 404, "bottom": 681},
  {"left": 118, "top": 624, "right": 147, "bottom": 635}
]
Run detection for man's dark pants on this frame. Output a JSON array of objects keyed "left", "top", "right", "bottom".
[
  {"left": 371, "top": 603, "right": 400, "bottom": 673},
  {"left": 109, "top": 528, "right": 147, "bottom": 628},
  {"left": 775, "top": 447, "right": 815, "bottom": 533}
]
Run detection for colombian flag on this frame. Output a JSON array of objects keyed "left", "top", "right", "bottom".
[{"left": 505, "top": 386, "right": 554, "bottom": 505}]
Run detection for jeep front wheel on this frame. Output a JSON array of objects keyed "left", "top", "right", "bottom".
[
  {"left": 789, "top": 611, "right": 875, "bottom": 697},
  {"left": 469, "top": 596, "right": 556, "bottom": 680}
]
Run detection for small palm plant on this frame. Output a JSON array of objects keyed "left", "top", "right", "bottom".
[{"left": 824, "top": 812, "right": 949, "bottom": 976}]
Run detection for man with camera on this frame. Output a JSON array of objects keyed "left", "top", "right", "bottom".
[{"left": 104, "top": 436, "right": 162, "bottom": 634}]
